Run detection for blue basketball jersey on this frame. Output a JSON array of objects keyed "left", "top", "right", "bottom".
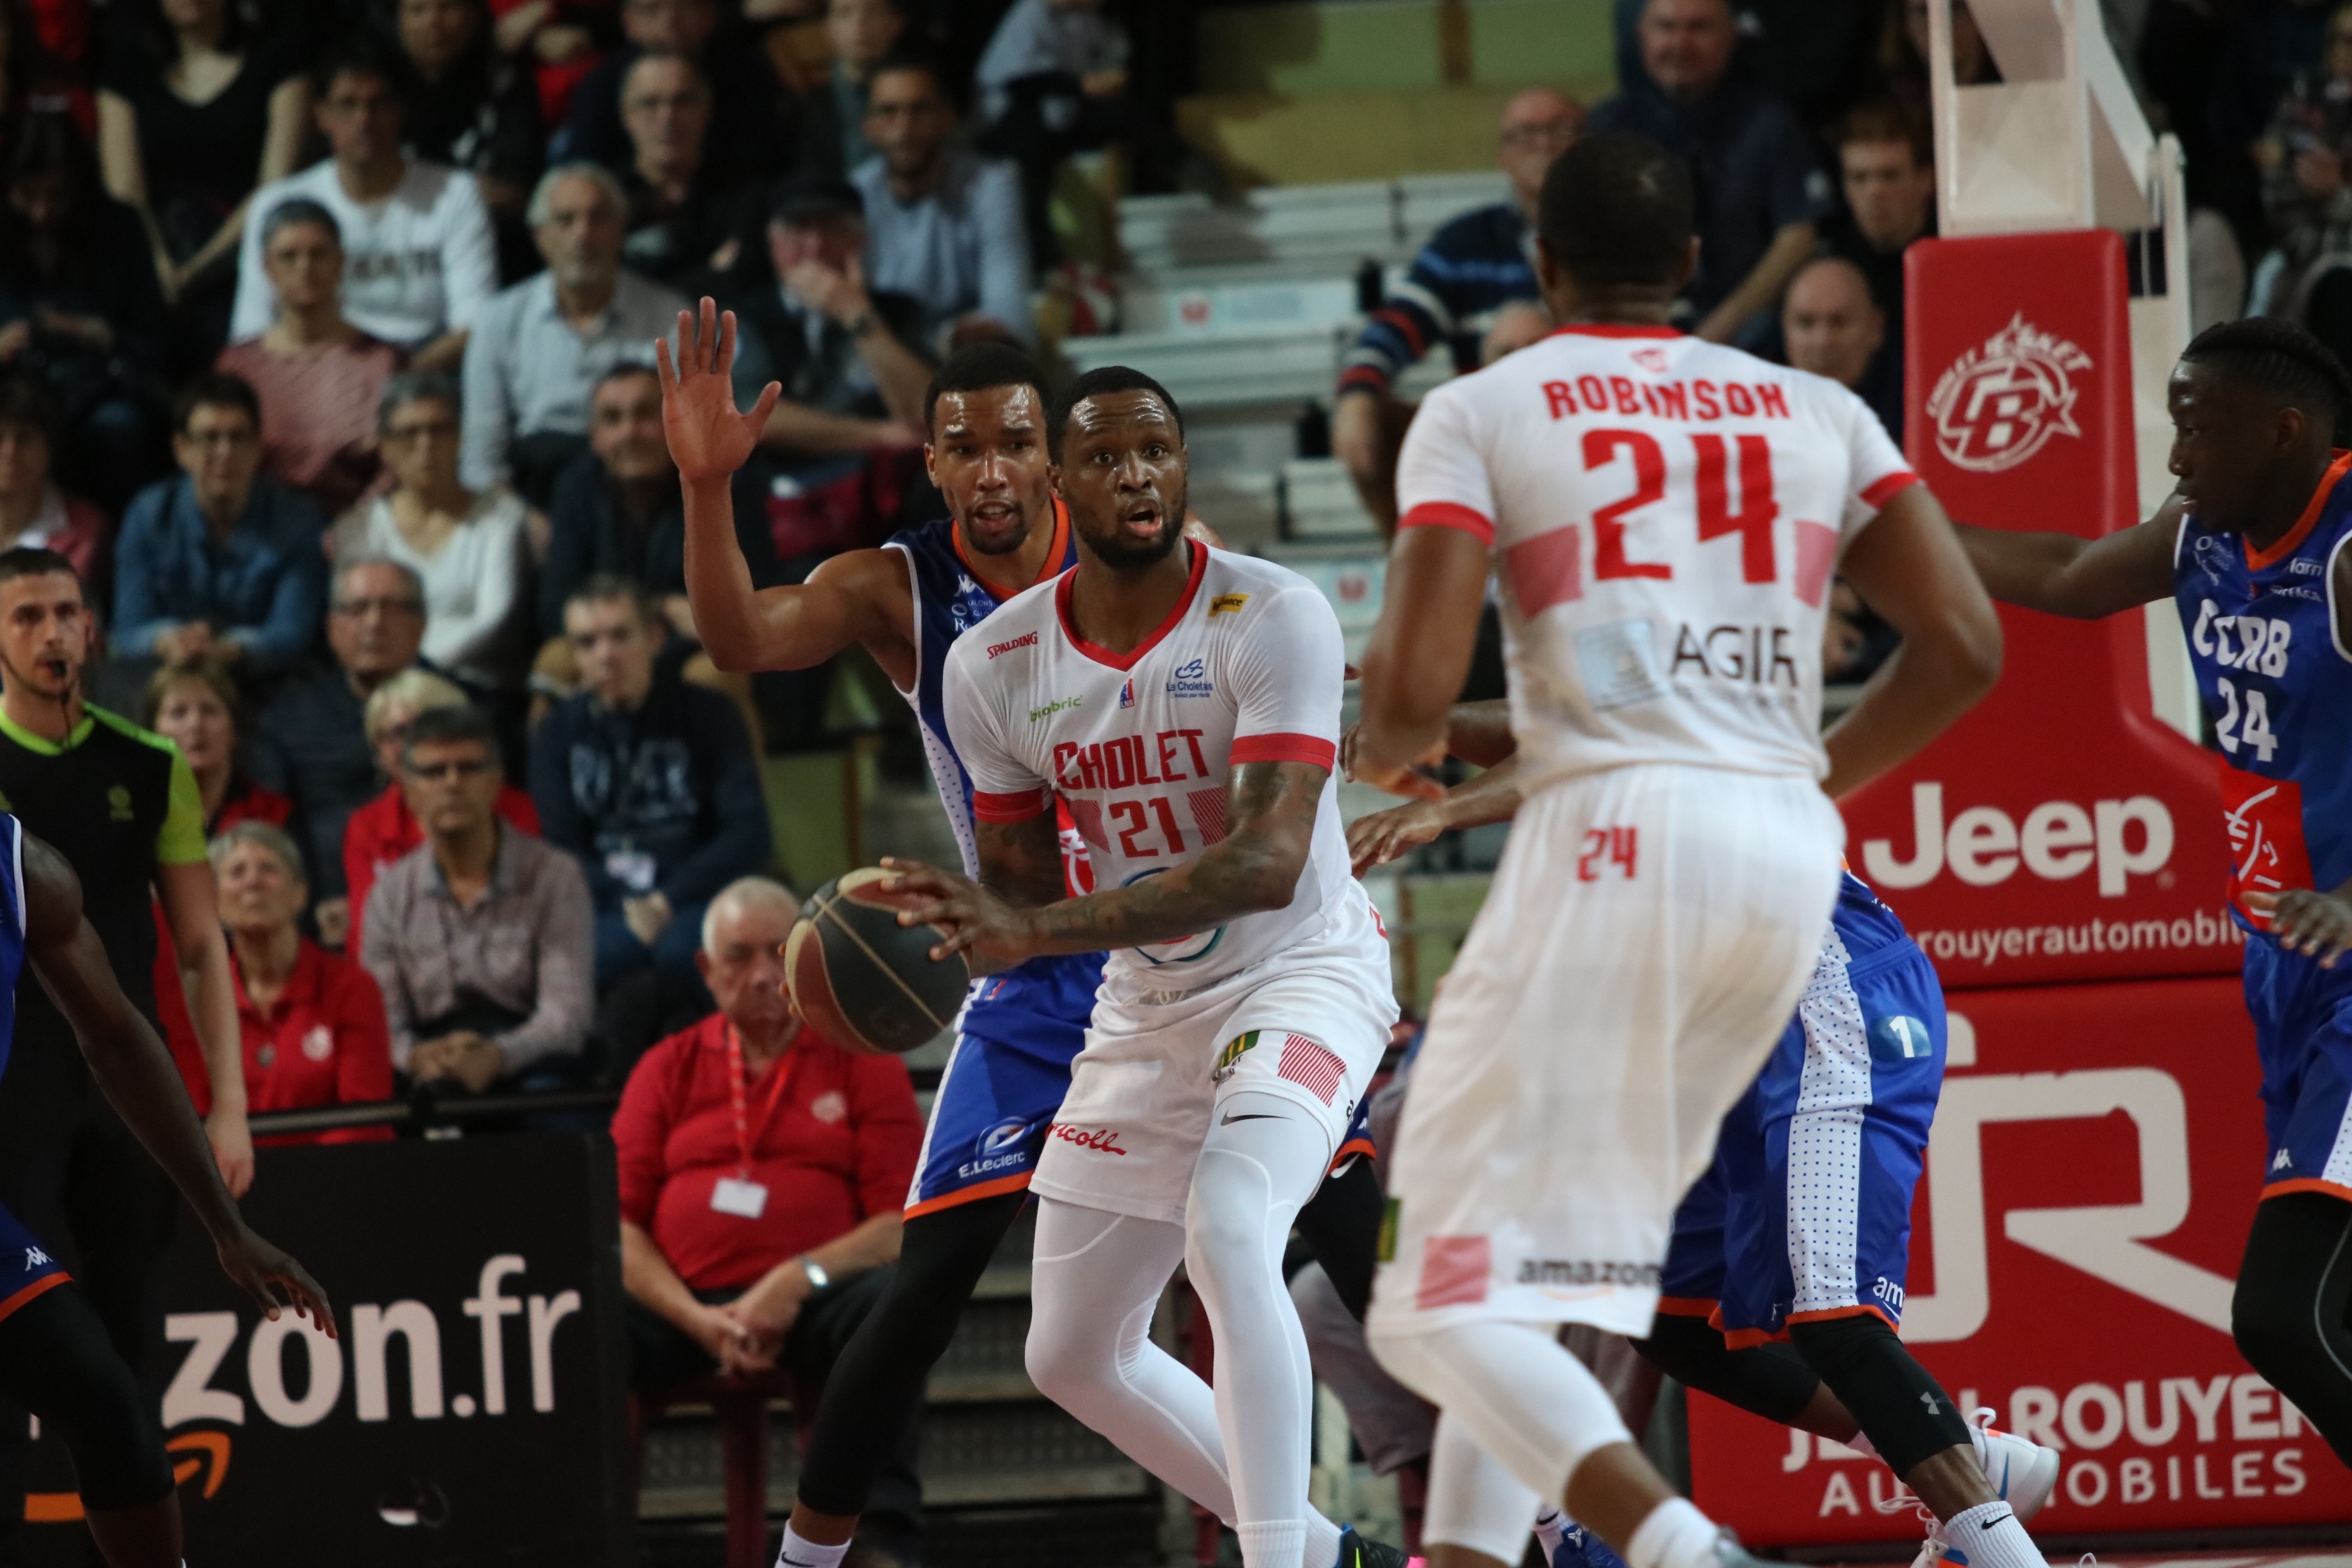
[
  {"left": 883, "top": 501, "right": 1078, "bottom": 880},
  {"left": 2173, "top": 453, "right": 2352, "bottom": 929}
]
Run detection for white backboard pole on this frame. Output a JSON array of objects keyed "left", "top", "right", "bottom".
[{"left": 1926, "top": 0, "right": 2199, "bottom": 738}]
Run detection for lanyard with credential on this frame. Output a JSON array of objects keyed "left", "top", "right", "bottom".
[{"left": 724, "top": 1024, "right": 797, "bottom": 1179}]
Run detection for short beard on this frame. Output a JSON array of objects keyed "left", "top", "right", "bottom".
[{"left": 1086, "top": 509, "right": 1185, "bottom": 571}]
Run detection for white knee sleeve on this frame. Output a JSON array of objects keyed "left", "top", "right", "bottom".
[
  {"left": 1424, "top": 1414, "right": 1541, "bottom": 1565},
  {"left": 1186, "top": 1091, "right": 1344, "bottom": 1568},
  {"left": 1368, "top": 1317, "right": 1634, "bottom": 1502}
]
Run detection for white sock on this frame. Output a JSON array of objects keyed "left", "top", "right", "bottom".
[
  {"left": 1239, "top": 1519, "right": 1308, "bottom": 1568},
  {"left": 775, "top": 1525, "right": 851, "bottom": 1568},
  {"left": 1534, "top": 1505, "right": 1570, "bottom": 1555},
  {"left": 1306, "top": 1511, "right": 1344, "bottom": 1567},
  {"left": 1626, "top": 1497, "right": 1720, "bottom": 1568},
  {"left": 1943, "top": 1502, "right": 2047, "bottom": 1568},
  {"left": 1845, "top": 1429, "right": 1882, "bottom": 1461}
]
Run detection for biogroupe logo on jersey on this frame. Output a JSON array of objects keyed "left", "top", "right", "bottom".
[
  {"left": 1927, "top": 313, "right": 2093, "bottom": 473},
  {"left": 1028, "top": 695, "right": 1081, "bottom": 723},
  {"left": 1166, "top": 657, "right": 1214, "bottom": 699}
]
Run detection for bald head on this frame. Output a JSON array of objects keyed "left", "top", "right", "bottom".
[
  {"left": 1499, "top": 86, "right": 1584, "bottom": 209},
  {"left": 1782, "top": 257, "right": 1883, "bottom": 391}
]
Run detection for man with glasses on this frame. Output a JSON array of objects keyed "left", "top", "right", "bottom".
[
  {"left": 361, "top": 703, "right": 594, "bottom": 1093},
  {"left": 228, "top": 32, "right": 499, "bottom": 373},
  {"left": 251, "top": 557, "right": 438, "bottom": 948},
  {"left": 1333, "top": 87, "right": 1584, "bottom": 532},
  {"left": 556, "top": 0, "right": 795, "bottom": 187},
  {"left": 110, "top": 373, "right": 327, "bottom": 680}
]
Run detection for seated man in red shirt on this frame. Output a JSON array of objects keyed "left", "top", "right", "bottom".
[{"left": 612, "top": 873, "right": 925, "bottom": 1534}]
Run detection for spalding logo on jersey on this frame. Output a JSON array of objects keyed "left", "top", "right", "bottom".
[
  {"left": 1926, "top": 313, "right": 2092, "bottom": 473},
  {"left": 1868, "top": 1015, "right": 1936, "bottom": 1064}
]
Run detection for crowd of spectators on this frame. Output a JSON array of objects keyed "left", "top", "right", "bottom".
[{"left": 12, "top": 0, "right": 2352, "bottom": 1529}]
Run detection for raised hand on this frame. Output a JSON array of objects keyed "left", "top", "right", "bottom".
[{"left": 656, "top": 296, "right": 781, "bottom": 486}]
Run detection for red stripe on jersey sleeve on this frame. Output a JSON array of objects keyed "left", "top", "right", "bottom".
[
  {"left": 972, "top": 788, "right": 1049, "bottom": 822},
  {"left": 1397, "top": 502, "right": 1494, "bottom": 545},
  {"left": 1231, "top": 733, "right": 1337, "bottom": 771},
  {"left": 1860, "top": 472, "right": 1920, "bottom": 510}
]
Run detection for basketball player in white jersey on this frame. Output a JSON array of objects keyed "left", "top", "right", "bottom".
[
  {"left": 881, "top": 366, "right": 1404, "bottom": 1568},
  {"left": 1352, "top": 133, "right": 2013, "bottom": 1568}
]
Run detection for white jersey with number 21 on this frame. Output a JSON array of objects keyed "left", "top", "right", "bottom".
[
  {"left": 1395, "top": 323, "right": 1919, "bottom": 791},
  {"left": 942, "top": 544, "right": 1363, "bottom": 988}
]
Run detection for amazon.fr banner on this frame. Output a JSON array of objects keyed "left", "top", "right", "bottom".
[
  {"left": 1689, "top": 978, "right": 2352, "bottom": 1544},
  {"left": 22, "top": 1135, "right": 631, "bottom": 1567}
]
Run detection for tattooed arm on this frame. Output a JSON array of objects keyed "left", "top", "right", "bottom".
[
  {"left": 882, "top": 759, "right": 1328, "bottom": 974},
  {"left": 973, "top": 810, "right": 1068, "bottom": 910}
]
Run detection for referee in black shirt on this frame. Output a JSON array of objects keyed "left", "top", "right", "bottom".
[{"left": 0, "top": 551, "right": 252, "bottom": 1400}]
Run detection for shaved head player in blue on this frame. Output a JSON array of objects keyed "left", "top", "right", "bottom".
[{"left": 1958, "top": 315, "right": 2352, "bottom": 1471}]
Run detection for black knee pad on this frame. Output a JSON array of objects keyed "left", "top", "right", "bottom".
[
  {"left": 1788, "top": 1314, "right": 1970, "bottom": 1476},
  {"left": 1634, "top": 1313, "right": 1819, "bottom": 1427},
  {"left": 0, "top": 1288, "right": 172, "bottom": 1511},
  {"left": 58, "top": 1355, "right": 171, "bottom": 1512}
]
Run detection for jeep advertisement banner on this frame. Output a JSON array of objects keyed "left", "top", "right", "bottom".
[
  {"left": 1688, "top": 980, "right": 2352, "bottom": 1543},
  {"left": 1838, "top": 229, "right": 2236, "bottom": 989},
  {"left": 21, "top": 1136, "right": 631, "bottom": 1567}
]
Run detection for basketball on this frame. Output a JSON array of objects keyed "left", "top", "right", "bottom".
[{"left": 785, "top": 867, "right": 971, "bottom": 1055}]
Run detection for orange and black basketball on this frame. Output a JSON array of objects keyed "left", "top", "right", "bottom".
[{"left": 785, "top": 868, "right": 971, "bottom": 1055}]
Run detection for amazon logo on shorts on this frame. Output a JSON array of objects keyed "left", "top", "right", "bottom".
[{"left": 1516, "top": 1258, "right": 1664, "bottom": 1288}]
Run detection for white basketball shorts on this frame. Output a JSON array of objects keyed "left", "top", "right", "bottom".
[
  {"left": 1369, "top": 763, "right": 1842, "bottom": 1340},
  {"left": 1031, "top": 891, "right": 1399, "bottom": 1226}
]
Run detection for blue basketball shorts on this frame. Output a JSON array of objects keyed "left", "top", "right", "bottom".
[
  {"left": 2245, "top": 929, "right": 2352, "bottom": 1202},
  {"left": 1658, "top": 931, "right": 1944, "bottom": 1345},
  {"left": 906, "top": 952, "right": 1104, "bottom": 1219},
  {"left": 0, "top": 1199, "right": 67, "bottom": 1323}
]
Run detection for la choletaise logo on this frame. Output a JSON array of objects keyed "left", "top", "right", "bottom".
[
  {"left": 1927, "top": 313, "right": 2093, "bottom": 473},
  {"left": 1167, "top": 658, "right": 1213, "bottom": 699}
]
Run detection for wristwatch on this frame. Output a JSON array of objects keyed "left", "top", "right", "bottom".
[
  {"left": 842, "top": 310, "right": 877, "bottom": 339},
  {"left": 799, "top": 1256, "right": 831, "bottom": 1291}
]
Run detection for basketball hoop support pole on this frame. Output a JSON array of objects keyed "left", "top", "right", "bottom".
[{"left": 1924, "top": 0, "right": 2199, "bottom": 737}]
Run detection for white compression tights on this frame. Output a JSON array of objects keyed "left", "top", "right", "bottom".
[
  {"left": 1426, "top": 1412, "right": 1543, "bottom": 1565},
  {"left": 1369, "top": 1318, "right": 1635, "bottom": 1516},
  {"left": 1027, "top": 1091, "right": 1340, "bottom": 1568}
]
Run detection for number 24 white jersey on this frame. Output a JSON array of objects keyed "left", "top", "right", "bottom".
[
  {"left": 943, "top": 545, "right": 1365, "bottom": 987},
  {"left": 1396, "top": 323, "right": 1920, "bottom": 790}
]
